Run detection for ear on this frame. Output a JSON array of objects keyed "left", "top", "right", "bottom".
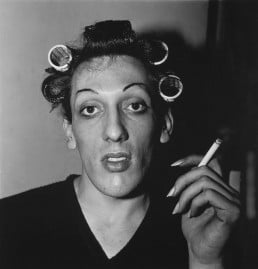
[
  {"left": 160, "top": 108, "right": 174, "bottom": 144},
  {"left": 63, "top": 119, "right": 76, "bottom": 149}
]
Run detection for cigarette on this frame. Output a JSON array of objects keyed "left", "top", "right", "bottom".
[{"left": 198, "top": 138, "right": 223, "bottom": 167}]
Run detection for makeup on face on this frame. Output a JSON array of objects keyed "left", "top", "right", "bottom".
[
  {"left": 68, "top": 56, "right": 157, "bottom": 197},
  {"left": 101, "top": 152, "right": 132, "bottom": 173}
]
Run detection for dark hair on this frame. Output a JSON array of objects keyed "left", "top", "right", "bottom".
[{"left": 42, "top": 20, "right": 170, "bottom": 123}]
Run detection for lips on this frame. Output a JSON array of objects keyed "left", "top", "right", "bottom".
[{"left": 102, "top": 152, "right": 131, "bottom": 172}]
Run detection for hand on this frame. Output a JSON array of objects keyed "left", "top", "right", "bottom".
[{"left": 168, "top": 156, "right": 241, "bottom": 268}]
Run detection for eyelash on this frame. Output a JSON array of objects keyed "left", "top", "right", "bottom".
[
  {"left": 126, "top": 101, "right": 148, "bottom": 113},
  {"left": 80, "top": 105, "right": 101, "bottom": 117},
  {"left": 79, "top": 101, "right": 149, "bottom": 118}
]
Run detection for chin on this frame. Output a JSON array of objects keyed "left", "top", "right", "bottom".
[{"left": 98, "top": 174, "right": 144, "bottom": 198}]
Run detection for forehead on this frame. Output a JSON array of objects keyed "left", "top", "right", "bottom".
[{"left": 71, "top": 55, "right": 150, "bottom": 92}]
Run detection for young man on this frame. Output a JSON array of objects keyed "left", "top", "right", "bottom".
[{"left": 0, "top": 20, "right": 240, "bottom": 269}]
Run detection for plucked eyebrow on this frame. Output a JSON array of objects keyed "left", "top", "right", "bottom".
[
  {"left": 123, "top": 82, "right": 148, "bottom": 92},
  {"left": 76, "top": 88, "right": 98, "bottom": 95},
  {"left": 75, "top": 82, "right": 148, "bottom": 95}
]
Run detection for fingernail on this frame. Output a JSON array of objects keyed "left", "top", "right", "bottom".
[
  {"left": 167, "top": 187, "right": 176, "bottom": 197},
  {"left": 170, "top": 159, "right": 184, "bottom": 167},
  {"left": 172, "top": 203, "right": 180, "bottom": 214},
  {"left": 188, "top": 210, "right": 192, "bottom": 218}
]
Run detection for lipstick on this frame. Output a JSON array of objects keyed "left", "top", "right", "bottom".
[{"left": 102, "top": 152, "right": 131, "bottom": 173}]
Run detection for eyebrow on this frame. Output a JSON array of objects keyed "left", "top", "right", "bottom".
[
  {"left": 75, "top": 82, "right": 148, "bottom": 95},
  {"left": 123, "top": 82, "right": 148, "bottom": 92},
  {"left": 76, "top": 88, "right": 98, "bottom": 95}
]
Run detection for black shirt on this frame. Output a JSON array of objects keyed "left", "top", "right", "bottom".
[{"left": 0, "top": 175, "right": 188, "bottom": 269}]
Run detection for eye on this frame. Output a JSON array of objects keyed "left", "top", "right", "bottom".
[
  {"left": 127, "top": 102, "right": 147, "bottom": 113},
  {"left": 80, "top": 105, "right": 100, "bottom": 117}
]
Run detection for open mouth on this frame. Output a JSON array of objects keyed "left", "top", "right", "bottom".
[
  {"left": 102, "top": 152, "right": 131, "bottom": 172},
  {"left": 107, "top": 156, "right": 127, "bottom": 162}
]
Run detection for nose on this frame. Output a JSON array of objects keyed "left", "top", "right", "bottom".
[{"left": 103, "top": 108, "right": 129, "bottom": 143}]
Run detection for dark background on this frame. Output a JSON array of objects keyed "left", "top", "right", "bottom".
[
  {"left": 169, "top": 1, "right": 258, "bottom": 267},
  {"left": 143, "top": 2, "right": 258, "bottom": 267}
]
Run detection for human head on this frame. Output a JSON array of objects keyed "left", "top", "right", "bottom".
[
  {"left": 41, "top": 20, "right": 182, "bottom": 197},
  {"left": 42, "top": 20, "right": 182, "bottom": 124}
]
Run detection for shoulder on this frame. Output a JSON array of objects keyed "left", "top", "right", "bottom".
[
  {"left": 0, "top": 175, "right": 78, "bottom": 267},
  {"left": 0, "top": 175, "right": 79, "bottom": 253},
  {"left": 1, "top": 175, "right": 76, "bottom": 207},
  {"left": 0, "top": 174, "right": 78, "bottom": 227}
]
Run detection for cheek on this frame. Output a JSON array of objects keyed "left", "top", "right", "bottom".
[
  {"left": 133, "top": 115, "right": 156, "bottom": 143},
  {"left": 131, "top": 116, "right": 157, "bottom": 158},
  {"left": 73, "top": 122, "right": 100, "bottom": 157}
]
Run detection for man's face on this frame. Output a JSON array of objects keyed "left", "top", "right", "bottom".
[{"left": 69, "top": 55, "right": 160, "bottom": 198}]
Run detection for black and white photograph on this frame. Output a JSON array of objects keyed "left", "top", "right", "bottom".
[{"left": 0, "top": 0, "right": 257, "bottom": 268}]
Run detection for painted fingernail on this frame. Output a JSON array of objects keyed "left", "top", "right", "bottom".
[
  {"left": 188, "top": 210, "right": 192, "bottom": 218},
  {"left": 167, "top": 187, "right": 176, "bottom": 197},
  {"left": 172, "top": 203, "right": 180, "bottom": 214},
  {"left": 170, "top": 159, "right": 184, "bottom": 167}
]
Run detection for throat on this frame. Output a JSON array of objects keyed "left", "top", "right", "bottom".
[
  {"left": 86, "top": 201, "right": 149, "bottom": 259},
  {"left": 73, "top": 176, "right": 150, "bottom": 258},
  {"left": 93, "top": 220, "right": 141, "bottom": 259}
]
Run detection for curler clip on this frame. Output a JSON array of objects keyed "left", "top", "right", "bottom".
[
  {"left": 42, "top": 84, "right": 65, "bottom": 104},
  {"left": 158, "top": 74, "right": 183, "bottom": 102},
  {"left": 48, "top": 44, "right": 72, "bottom": 72},
  {"left": 149, "top": 41, "right": 169, "bottom": 66},
  {"left": 42, "top": 76, "right": 69, "bottom": 104}
]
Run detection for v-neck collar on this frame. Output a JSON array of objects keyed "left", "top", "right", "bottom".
[{"left": 68, "top": 175, "right": 153, "bottom": 263}]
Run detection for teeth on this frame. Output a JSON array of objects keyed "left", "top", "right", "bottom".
[{"left": 107, "top": 157, "right": 126, "bottom": 162}]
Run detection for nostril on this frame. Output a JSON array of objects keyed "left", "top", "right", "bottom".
[{"left": 103, "top": 116, "right": 128, "bottom": 142}]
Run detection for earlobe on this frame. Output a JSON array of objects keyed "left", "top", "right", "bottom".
[
  {"left": 63, "top": 119, "right": 76, "bottom": 149},
  {"left": 160, "top": 108, "right": 174, "bottom": 144}
]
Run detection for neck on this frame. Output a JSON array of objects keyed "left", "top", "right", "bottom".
[{"left": 74, "top": 175, "right": 150, "bottom": 225}]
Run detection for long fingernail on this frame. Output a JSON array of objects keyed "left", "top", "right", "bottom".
[
  {"left": 172, "top": 203, "right": 180, "bottom": 214},
  {"left": 167, "top": 187, "right": 176, "bottom": 197},
  {"left": 170, "top": 159, "right": 184, "bottom": 167},
  {"left": 188, "top": 210, "right": 192, "bottom": 218}
]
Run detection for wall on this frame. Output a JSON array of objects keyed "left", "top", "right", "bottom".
[{"left": 0, "top": 0, "right": 208, "bottom": 198}]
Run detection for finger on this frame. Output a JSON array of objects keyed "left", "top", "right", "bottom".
[
  {"left": 229, "top": 170, "right": 241, "bottom": 192},
  {"left": 174, "top": 176, "right": 240, "bottom": 214},
  {"left": 170, "top": 155, "right": 202, "bottom": 167},
  {"left": 207, "top": 158, "right": 222, "bottom": 176},
  {"left": 171, "top": 155, "right": 222, "bottom": 175},
  {"left": 189, "top": 189, "right": 240, "bottom": 224},
  {"left": 168, "top": 166, "right": 238, "bottom": 198}
]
